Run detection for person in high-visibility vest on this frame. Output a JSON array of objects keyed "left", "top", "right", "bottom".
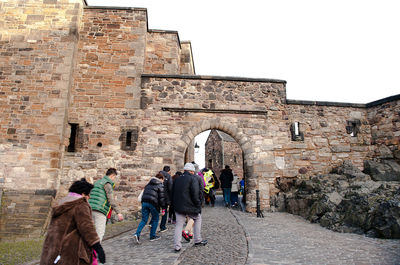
[{"left": 202, "top": 168, "right": 219, "bottom": 207}]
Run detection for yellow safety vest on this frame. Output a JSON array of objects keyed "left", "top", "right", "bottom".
[{"left": 203, "top": 170, "right": 214, "bottom": 194}]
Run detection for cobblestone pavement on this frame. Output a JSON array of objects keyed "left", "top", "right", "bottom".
[
  {"left": 232, "top": 210, "right": 400, "bottom": 265},
  {"left": 102, "top": 196, "right": 400, "bottom": 265},
  {"left": 102, "top": 196, "right": 247, "bottom": 265}
]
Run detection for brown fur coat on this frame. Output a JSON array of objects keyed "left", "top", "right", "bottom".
[{"left": 40, "top": 195, "right": 100, "bottom": 265}]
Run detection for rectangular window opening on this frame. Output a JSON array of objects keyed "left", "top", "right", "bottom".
[
  {"left": 68, "top": 123, "right": 78, "bottom": 152},
  {"left": 294, "top": 122, "right": 300, "bottom": 136},
  {"left": 346, "top": 120, "right": 360, "bottom": 137},
  {"left": 120, "top": 127, "right": 138, "bottom": 151},
  {"left": 350, "top": 123, "right": 357, "bottom": 137},
  {"left": 126, "top": 131, "right": 132, "bottom": 147},
  {"left": 291, "top": 121, "right": 304, "bottom": 141}
]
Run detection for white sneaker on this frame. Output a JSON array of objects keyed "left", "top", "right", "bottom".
[{"left": 133, "top": 234, "right": 140, "bottom": 244}]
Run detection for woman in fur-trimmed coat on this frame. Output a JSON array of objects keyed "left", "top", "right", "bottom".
[{"left": 40, "top": 179, "right": 105, "bottom": 265}]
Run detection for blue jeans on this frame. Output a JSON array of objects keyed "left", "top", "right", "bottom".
[
  {"left": 135, "top": 202, "right": 159, "bottom": 238},
  {"left": 231, "top": 192, "right": 239, "bottom": 205},
  {"left": 223, "top": 188, "right": 231, "bottom": 206}
]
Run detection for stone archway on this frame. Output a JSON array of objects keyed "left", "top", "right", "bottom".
[{"left": 173, "top": 118, "right": 258, "bottom": 212}]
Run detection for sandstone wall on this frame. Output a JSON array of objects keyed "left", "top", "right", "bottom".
[
  {"left": 269, "top": 101, "right": 374, "bottom": 200},
  {"left": 144, "top": 30, "right": 181, "bottom": 75},
  {"left": 0, "top": 189, "right": 55, "bottom": 240},
  {"left": 205, "top": 129, "right": 225, "bottom": 176},
  {"left": 367, "top": 96, "right": 400, "bottom": 158},
  {"left": 61, "top": 7, "right": 195, "bottom": 216},
  {"left": 180, "top": 41, "right": 195, "bottom": 75},
  {"left": 284, "top": 102, "right": 372, "bottom": 174},
  {"left": 140, "top": 76, "right": 378, "bottom": 211},
  {"left": 0, "top": 0, "right": 84, "bottom": 240},
  {"left": 223, "top": 141, "right": 244, "bottom": 178}
]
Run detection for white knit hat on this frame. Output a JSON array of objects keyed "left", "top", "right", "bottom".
[{"left": 183, "top": 163, "right": 196, "bottom": 171}]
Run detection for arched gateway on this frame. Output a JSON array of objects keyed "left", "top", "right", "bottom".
[{"left": 140, "top": 74, "right": 288, "bottom": 212}]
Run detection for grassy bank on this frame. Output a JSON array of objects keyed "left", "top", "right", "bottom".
[
  {"left": 0, "top": 219, "right": 137, "bottom": 265},
  {"left": 0, "top": 237, "right": 44, "bottom": 265}
]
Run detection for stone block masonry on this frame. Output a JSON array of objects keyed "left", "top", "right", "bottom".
[
  {"left": 0, "top": 0, "right": 84, "bottom": 241},
  {"left": 0, "top": 189, "right": 55, "bottom": 241}
]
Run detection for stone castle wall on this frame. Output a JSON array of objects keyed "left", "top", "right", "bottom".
[
  {"left": 144, "top": 30, "right": 181, "bottom": 75},
  {"left": 139, "top": 75, "right": 386, "bottom": 210},
  {"left": 205, "top": 130, "right": 225, "bottom": 176},
  {"left": 367, "top": 97, "right": 400, "bottom": 158},
  {"left": 0, "top": 0, "right": 85, "bottom": 240},
  {"left": 223, "top": 141, "right": 244, "bottom": 178},
  {"left": 0, "top": 2, "right": 198, "bottom": 240},
  {"left": 180, "top": 41, "right": 195, "bottom": 75}
]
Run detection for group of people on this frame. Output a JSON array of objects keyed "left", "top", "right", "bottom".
[
  {"left": 133, "top": 162, "right": 209, "bottom": 252},
  {"left": 40, "top": 163, "right": 244, "bottom": 264}
]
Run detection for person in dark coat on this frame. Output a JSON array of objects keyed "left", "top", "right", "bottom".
[
  {"left": 219, "top": 165, "right": 234, "bottom": 207},
  {"left": 172, "top": 163, "right": 208, "bottom": 252},
  {"left": 159, "top": 165, "right": 173, "bottom": 232},
  {"left": 40, "top": 178, "right": 105, "bottom": 265},
  {"left": 168, "top": 171, "right": 182, "bottom": 224},
  {"left": 133, "top": 172, "right": 166, "bottom": 243}
]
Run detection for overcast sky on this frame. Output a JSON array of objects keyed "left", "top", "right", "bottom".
[{"left": 88, "top": 0, "right": 399, "bottom": 168}]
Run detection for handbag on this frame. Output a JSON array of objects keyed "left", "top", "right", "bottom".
[{"left": 138, "top": 189, "right": 144, "bottom": 202}]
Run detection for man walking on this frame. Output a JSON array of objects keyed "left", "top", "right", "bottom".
[
  {"left": 89, "top": 168, "right": 124, "bottom": 241},
  {"left": 172, "top": 163, "right": 207, "bottom": 252},
  {"left": 220, "top": 165, "right": 234, "bottom": 207},
  {"left": 159, "top": 165, "right": 173, "bottom": 232}
]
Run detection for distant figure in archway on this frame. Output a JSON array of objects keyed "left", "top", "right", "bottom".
[
  {"left": 220, "top": 165, "right": 234, "bottom": 207},
  {"left": 231, "top": 174, "right": 240, "bottom": 207}
]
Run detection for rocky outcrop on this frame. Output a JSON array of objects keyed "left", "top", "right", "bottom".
[
  {"left": 271, "top": 160, "right": 400, "bottom": 239},
  {"left": 364, "top": 159, "right": 400, "bottom": 181}
]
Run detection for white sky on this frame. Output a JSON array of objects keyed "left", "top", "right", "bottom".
[{"left": 87, "top": 0, "right": 400, "bottom": 168}]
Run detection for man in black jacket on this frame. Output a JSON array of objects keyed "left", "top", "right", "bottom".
[
  {"left": 159, "top": 165, "right": 173, "bottom": 232},
  {"left": 220, "top": 165, "right": 234, "bottom": 207},
  {"left": 172, "top": 163, "right": 208, "bottom": 252}
]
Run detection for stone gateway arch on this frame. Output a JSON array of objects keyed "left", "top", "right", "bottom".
[
  {"left": 140, "top": 74, "right": 287, "bottom": 212},
  {"left": 0, "top": 1, "right": 399, "bottom": 240}
]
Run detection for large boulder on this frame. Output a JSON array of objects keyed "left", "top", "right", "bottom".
[{"left": 364, "top": 159, "right": 400, "bottom": 181}]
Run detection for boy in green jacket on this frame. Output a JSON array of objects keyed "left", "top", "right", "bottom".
[{"left": 89, "top": 168, "right": 124, "bottom": 241}]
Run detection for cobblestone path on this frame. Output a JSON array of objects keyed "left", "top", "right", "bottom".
[
  {"left": 232, "top": 210, "right": 400, "bottom": 265},
  {"left": 102, "top": 196, "right": 400, "bottom": 265},
  {"left": 102, "top": 196, "right": 247, "bottom": 264}
]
